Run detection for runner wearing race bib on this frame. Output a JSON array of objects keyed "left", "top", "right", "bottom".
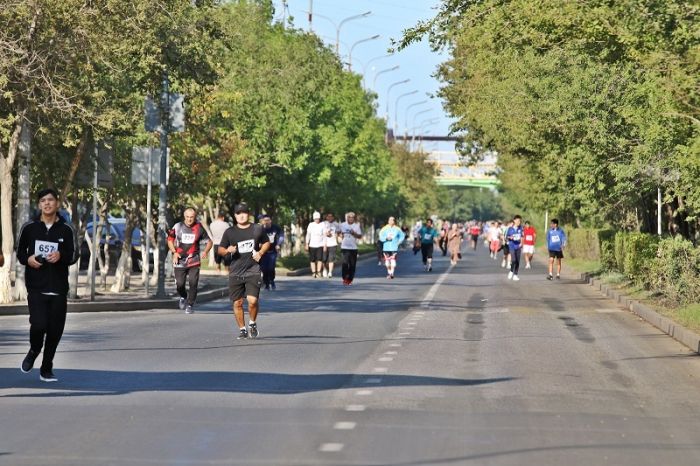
[
  {"left": 259, "top": 214, "right": 284, "bottom": 290},
  {"left": 522, "top": 220, "right": 537, "bottom": 269},
  {"left": 417, "top": 218, "right": 440, "bottom": 272},
  {"left": 546, "top": 218, "right": 567, "bottom": 280},
  {"left": 506, "top": 215, "right": 524, "bottom": 281},
  {"left": 168, "top": 208, "right": 213, "bottom": 314}
]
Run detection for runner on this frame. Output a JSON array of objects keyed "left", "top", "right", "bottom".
[
  {"left": 168, "top": 207, "right": 213, "bottom": 314},
  {"left": 469, "top": 221, "right": 481, "bottom": 250},
  {"left": 506, "top": 215, "right": 524, "bottom": 281},
  {"left": 488, "top": 221, "right": 501, "bottom": 259},
  {"left": 339, "top": 212, "right": 363, "bottom": 285},
  {"left": 305, "top": 211, "right": 325, "bottom": 278},
  {"left": 209, "top": 212, "right": 230, "bottom": 273},
  {"left": 546, "top": 218, "right": 567, "bottom": 280},
  {"left": 447, "top": 223, "right": 463, "bottom": 265},
  {"left": 260, "top": 214, "right": 284, "bottom": 290},
  {"left": 322, "top": 212, "right": 340, "bottom": 278},
  {"left": 16, "top": 188, "right": 78, "bottom": 382},
  {"left": 218, "top": 203, "right": 271, "bottom": 339},
  {"left": 417, "top": 218, "right": 440, "bottom": 271},
  {"left": 501, "top": 220, "right": 512, "bottom": 269},
  {"left": 522, "top": 220, "right": 537, "bottom": 269},
  {"left": 439, "top": 219, "right": 450, "bottom": 256},
  {"left": 379, "top": 216, "right": 405, "bottom": 279}
]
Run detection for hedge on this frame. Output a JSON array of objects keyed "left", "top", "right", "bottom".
[{"left": 566, "top": 228, "right": 615, "bottom": 261}]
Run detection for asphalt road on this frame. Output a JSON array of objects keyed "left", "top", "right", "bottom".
[{"left": 2, "top": 245, "right": 700, "bottom": 466}]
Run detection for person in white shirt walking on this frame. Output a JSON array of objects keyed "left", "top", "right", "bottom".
[
  {"left": 322, "top": 212, "right": 340, "bottom": 278},
  {"left": 305, "top": 211, "right": 325, "bottom": 278}
]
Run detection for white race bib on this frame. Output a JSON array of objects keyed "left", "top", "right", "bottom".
[
  {"left": 35, "top": 240, "right": 58, "bottom": 257},
  {"left": 512, "top": 233, "right": 521, "bottom": 241},
  {"left": 237, "top": 239, "right": 254, "bottom": 253},
  {"left": 267, "top": 233, "right": 276, "bottom": 243},
  {"left": 525, "top": 235, "right": 533, "bottom": 241},
  {"left": 551, "top": 235, "right": 561, "bottom": 243},
  {"left": 423, "top": 233, "right": 432, "bottom": 240},
  {"left": 181, "top": 233, "right": 196, "bottom": 243}
]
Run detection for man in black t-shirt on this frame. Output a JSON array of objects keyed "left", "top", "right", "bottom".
[{"left": 218, "top": 203, "right": 270, "bottom": 339}]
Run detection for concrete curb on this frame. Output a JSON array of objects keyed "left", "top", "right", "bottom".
[
  {"left": 582, "top": 272, "right": 700, "bottom": 354},
  {"left": 0, "top": 286, "right": 230, "bottom": 317}
]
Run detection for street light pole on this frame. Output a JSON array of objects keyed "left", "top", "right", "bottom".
[
  {"left": 156, "top": 71, "right": 170, "bottom": 298},
  {"left": 404, "top": 100, "right": 428, "bottom": 135},
  {"left": 385, "top": 79, "right": 410, "bottom": 123},
  {"left": 362, "top": 53, "right": 393, "bottom": 87},
  {"left": 336, "top": 11, "right": 372, "bottom": 55},
  {"left": 372, "top": 65, "right": 399, "bottom": 89},
  {"left": 393, "top": 90, "right": 418, "bottom": 134},
  {"left": 348, "top": 34, "right": 380, "bottom": 71}
]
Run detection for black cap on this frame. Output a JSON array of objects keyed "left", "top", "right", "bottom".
[{"left": 234, "top": 203, "right": 250, "bottom": 214}]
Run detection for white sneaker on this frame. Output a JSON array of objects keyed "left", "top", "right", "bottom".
[
  {"left": 322, "top": 269, "right": 328, "bottom": 278},
  {"left": 328, "top": 273, "right": 332, "bottom": 278},
  {"left": 525, "top": 263, "right": 531, "bottom": 269},
  {"left": 507, "top": 262, "right": 511, "bottom": 269},
  {"left": 178, "top": 297, "right": 186, "bottom": 310},
  {"left": 501, "top": 259, "right": 506, "bottom": 268},
  {"left": 508, "top": 271, "right": 513, "bottom": 280},
  {"left": 512, "top": 275, "right": 520, "bottom": 281}
]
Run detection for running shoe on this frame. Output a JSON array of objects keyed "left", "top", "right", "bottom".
[
  {"left": 237, "top": 328, "right": 249, "bottom": 339},
  {"left": 501, "top": 259, "right": 506, "bottom": 268},
  {"left": 178, "top": 297, "right": 186, "bottom": 310},
  {"left": 508, "top": 271, "right": 514, "bottom": 280},
  {"left": 556, "top": 275, "right": 561, "bottom": 280},
  {"left": 322, "top": 269, "right": 328, "bottom": 278},
  {"left": 525, "top": 263, "right": 531, "bottom": 269},
  {"left": 271, "top": 281, "right": 276, "bottom": 290},
  {"left": 39, "top": 370, "right": 58, "bottom": 382},
  {"left": 390, "top": 274, "right": 394, "bottom": 279},
  {"left": 185, "top": 304, "right": 194, "bottom": 315},
  {"left": 249, "top": 322, "right": 259, "bottom": 339},
  {"left": 378, "top": 261, "right": 382, "bottom": 266},
  {"left": 21, "top": 349, "right": 38, "bottom": 373},
  {"left": 547, "top": 274, "right": 553, "bottom": 280},
  {"left": 264, "top": 284, "right": 270, "bottom": 290},
  {"left": 512, "top": 275, "right": 520, "bottom": 281},
  {"left": 328, "top": 273, "right": 332, "bottom": 278},
  {"left": 428, "top": 265, "right": 432, "bottom": 272}
]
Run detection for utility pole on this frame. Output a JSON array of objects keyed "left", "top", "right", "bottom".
[
  {"left": 308, "top": 0, "right": 313, "bottom": 31},
  {"left": 156, "top": 71, "right": 170, "bottom": 298}
]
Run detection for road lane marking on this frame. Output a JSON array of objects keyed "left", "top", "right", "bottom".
[
  {"left": 378, "top": 357, "right": 394, "bottom": 362},
  {"left": 389, "top": 343, "right": 402, "bottom": 347},
  {"left": 334, "top": 422, "right": 357, "bottom": 430},
  {"left": 356, "top": 390, "right": 373, "bottom": 396},
  {"left": 373, "top": 367, "right": 388, "bottom": 373},
  {"left": 399, "top": 332, "right": 411, "bottom": 336},
  {"left": 421, "top": 264, "right": 454, "bottom": 308},
  {"left": 364, "top": 378, "right": 382, "bottom": 384},
  {"left": 346, "top": 405, "right": 366, "bottom": 411},
  {"left": 313, "top": 305, "right": 336, "bottom": 311},
  {"left": 319, "top": 443, "right": 344, "bottom": 452},
  {"left": 384, "top": 351, "right": 398, "bottom": 355}
]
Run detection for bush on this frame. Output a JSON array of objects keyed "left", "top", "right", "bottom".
[
  {"left": 567, "top": 228, "right": 616, "bottom": 261},
  {"left": 649, "top": 237, "right": 700, "bottom": 305},
  {"left": 621, "top": 233, "right": 659, "bottom": 286}
]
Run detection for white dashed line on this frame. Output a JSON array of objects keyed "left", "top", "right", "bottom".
[
  {"left": 319, "top": 443, "right": 344, "bottom": 452},
  {"left": 364, "top": 378, "right": 382, "bottom": 384},
  {"left": 378, "top": 357, "right": 394, "bottom": 362},
  {"left": 384, "top": 351, "right": 398, "bottom": 355},
  {"left": 346, "top": 405, "right": 366, "bottom": 412},
  {"left": 334, "top": 422, "right": 357, "bottom": 430},
  {"left": 373, "top": 367, "right": 388, "bottom": 373},
  {"left": 389, "top": 343, "right": 402, "bottom": 347},
  {"left": 356, "top": 390, "right": 373, "bottom": 396},
  {"left": 399, "top": 332, "right": 411, "bottom": 336}
]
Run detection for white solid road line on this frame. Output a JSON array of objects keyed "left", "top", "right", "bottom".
[
  {"left": 421, "top": 263, "right": 455, "bottom": 308},
  {"left": 319, "top": 443, "right": 344, "bottom": 452},
  {"left": 334, "top": 422, "right": 357, "bottom": 430}
]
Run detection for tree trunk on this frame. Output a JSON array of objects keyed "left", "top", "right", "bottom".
[
  {"left": 13, "top": 120, "right": 32, "bottom": 301},
  {"left": 0, "top": 116, "right": 25, "bottom": 304},
  {"left": 111, "top": 205, "right": 137, "bottom": 292},
  {"left": 67, "top": 191, "right": 81, "bottom": 299}
]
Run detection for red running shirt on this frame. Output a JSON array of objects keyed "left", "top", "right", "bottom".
[{"left": 522, "top": 226, "right": 536, "bottom": 246}]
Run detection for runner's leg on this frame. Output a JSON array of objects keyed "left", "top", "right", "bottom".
[{"left": 187, "top": 266, "right": 200, "bottom": 306}]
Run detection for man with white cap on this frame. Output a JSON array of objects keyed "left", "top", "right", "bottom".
[{"left": 305, "top": 211, "right": 325, "bottom": 278}]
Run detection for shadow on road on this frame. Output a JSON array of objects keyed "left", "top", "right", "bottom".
[{"left": 0, "top": 368, "right": 516, "bottom": 397}]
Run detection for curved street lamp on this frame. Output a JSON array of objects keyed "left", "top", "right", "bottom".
[
  {"left": 394, "top": 90, "right": 418, "bottom": 133},
  {"left": 348, "top": 34, "right": 380, "bottom": 71},
  {"left": 337, "top": 11, "right": 372, "bottom": 55},
  {"left": 385, "top": 79, "right": 410, "bottom": 121},
  {"left": 411, "top": 109, "right": 434, "bottom": 133},
  {"left": 372, "top": 65, "right": 399, "bottom": 89},
  {"left": 404, "top": 100, "right": 429, "bottom": 133},
  {"left": 362, "top": 53, "right": 393, "bottom": 87}
]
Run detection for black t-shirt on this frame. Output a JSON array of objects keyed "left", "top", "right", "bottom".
[{"left": 219, "top": 223, "right": 269, "bottom": 276}]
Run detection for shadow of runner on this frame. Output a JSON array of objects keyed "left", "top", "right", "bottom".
[{"left": 0, "top": 368, "right": 516, "bottom": 397}]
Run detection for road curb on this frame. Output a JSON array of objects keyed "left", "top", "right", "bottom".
[
  {"left": 0, "top": 286, "right": 230, "bottom": 316},
  {"left": 582, "top": 272, "right": 700, "bottom": 354}
]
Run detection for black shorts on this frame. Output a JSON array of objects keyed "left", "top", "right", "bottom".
[
  {"left": 549, "top": 250, "right": 564, "bottom": 259},
  {"left": 214, "top": 244, "right": 223, "bottom": 264},
  {"left": 323, "top": 246, "right": 337, "bottom": 263},
  {"left": 471, "top": 234, "right": 479, "bottom": 242},
  {"left": 229, "top": 274, "right": 262, "bottom": 301},
  {"left": 383, "top": 251, "right": 397, "bottom": 260},
  {"left": 502, "top": 244, "right": 510, "bottom": 255},
  {"left": 309, "top": 247, "right": 323, "bottom": 262}
]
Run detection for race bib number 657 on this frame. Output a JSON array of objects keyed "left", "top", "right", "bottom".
[{"left": 35, "top": 240, "right": 58, "bottom": 257}]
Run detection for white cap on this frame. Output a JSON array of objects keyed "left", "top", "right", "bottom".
[{"left": 313, "top": 211, "right": 321, "bottom": 219}]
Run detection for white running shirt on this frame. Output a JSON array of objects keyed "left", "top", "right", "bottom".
[
  {"left": 340, "top": 222, "right": 362, "bottom": 250},
  {"left": 306, "top": 221, "right": 326, "bottom": 248}
]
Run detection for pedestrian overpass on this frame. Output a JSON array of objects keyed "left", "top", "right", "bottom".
[{"left": 428, "top": 151, "right": 500, "bottom": 188}]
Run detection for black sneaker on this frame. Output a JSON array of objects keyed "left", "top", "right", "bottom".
[
  {"left": 21, "top": 350, "right": 38, "bottom": 373},
  {"left": 249, "top": 323, "right": 259, "bottom": 339},
  {"left": 547, "top": 275, "right": 553, "bottom": 280},
  {"left": 264, "top": 284, "right": 270, "bottom": 290},
  {"left": 271, "top": 281, "right": 276, "bottom": 290},
  {"left": 556, "top": 275, "right": 561, "bottom": 280},
  {"left": 40, "top": 369, "right": 58, "bottom": 382},
  {"left": 237, "top": 328, "right": 249, "bottom": 339}
]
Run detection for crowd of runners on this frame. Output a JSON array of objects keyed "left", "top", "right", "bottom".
[{"left": 14, "top": 187, "right": 568, "bottom": 382}]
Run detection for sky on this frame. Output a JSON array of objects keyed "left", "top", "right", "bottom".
[{"left": 271, "top": 0, "right": 455, "bottom": 153}]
